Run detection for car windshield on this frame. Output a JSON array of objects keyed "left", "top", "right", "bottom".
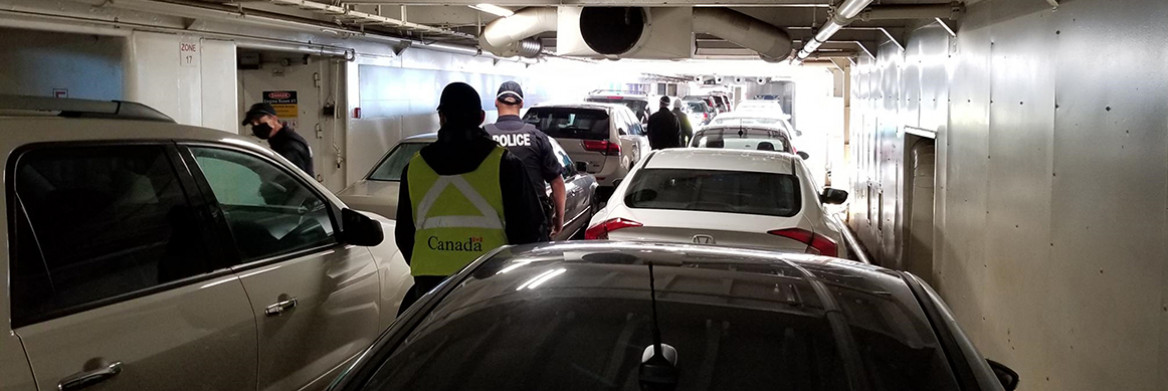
[
  {"left": 355, "top": 246, "right": 961, "bottom": 391},
  {"left": 691, "top": 128, "right": 792, "bottom": 153},
  {"left": 524, "top": 107, "right": 611, "bottom": 140},
  {"left": 623, "top": 168, "right": 801, "bottom": 216},
  {"left": 367, "top": 142, "right": 426, "bottom": 181}
]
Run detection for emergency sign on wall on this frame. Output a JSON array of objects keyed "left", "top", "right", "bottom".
[{"left": 263, "top": 91, "right": 299, "bottom": 118}]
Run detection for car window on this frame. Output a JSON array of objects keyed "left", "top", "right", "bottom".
[
  {"left": 623, "top": 169, "right": 801, "bottom": 217},
  {"left": 551, "top": 140, "right": 574, "bottom": 179},
  {"left": 10, "top": 145, "right": 213, "bottom": 327},
  {"left": 691, "top": 128, "right": 792, "bottom": 152},
  {"left": 625, "top": 109, "right": 646, "bottom": 135},
  {"left": 368, "top": 142, "right": 427, "bottom": 182},
  {"left": 524, "top": 107, "right": 611, "bottom": 140},
  {"left": 191, "top": 147, "right": 335, "bottom": 261}
]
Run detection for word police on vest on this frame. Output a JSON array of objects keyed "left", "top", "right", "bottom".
[
  {"left": 428, "top": 236, "right": 485, "bottom": 252},
  {"left": 492, "top": 133, "right": 531, "bottom": 147}
]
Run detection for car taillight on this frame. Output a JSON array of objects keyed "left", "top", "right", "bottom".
[
  {"left": 768, "top": 228, "right": 838, "bottom": 257},
  {"left": 583, "top": 140, "right": 621, "bottom": 156},
  {"left": 585, "top": 218, "right": 642, "bottom": 240}
]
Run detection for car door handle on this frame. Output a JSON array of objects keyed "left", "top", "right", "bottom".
[
  {"left": 59, "top": 361, "right": 122, "bottom": 391},
  {"left": 265, "top": 297, "right": 298, "bottom": 316}
]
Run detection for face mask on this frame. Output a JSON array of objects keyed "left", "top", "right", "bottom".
[{"left": 251, "top": 123, "right": 273, "bottom": 139}]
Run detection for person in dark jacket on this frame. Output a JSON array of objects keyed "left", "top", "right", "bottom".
[
  {"left": 242, "top": 102, "right": 314, "bottom": 176},
  {"left": 671, "top": 99, "right": 694, "bottom": 146},
  {"left": 394, "top": 82, "right": 545, "bottom": 313},
  {"left": 646, "top": 96, "right": 681, "bottom": 150}
]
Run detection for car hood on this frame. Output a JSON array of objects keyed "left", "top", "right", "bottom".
[{"left": 338, "top": 180, "right": 400, "bottom": 220}]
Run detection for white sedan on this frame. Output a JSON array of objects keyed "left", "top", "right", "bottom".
[{"left": 585, "top": 148, "right": 851, "bottom": 258}]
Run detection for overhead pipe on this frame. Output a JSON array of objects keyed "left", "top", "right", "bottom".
[
  {"left": 854, "top": 3, "right": 962, "bottom": 22},
  {"left": 797, "top": 1, "right": 961, "bottom": 61},
  {"left": 479, "top": 7, "right": 557, "bottom": 58},
  {"left": 693, "top": 8, "right": 792, "bottom": 62}
]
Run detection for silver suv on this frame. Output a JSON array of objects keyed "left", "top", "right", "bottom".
[
  {"left": 522, "top": 103, "right": 651, "bottom": 199},
  {"left": 0, "top": 96, "right": 411, "bottom": 391}
]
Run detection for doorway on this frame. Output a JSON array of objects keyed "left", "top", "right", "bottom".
[
  {"left": 237, "top": 49, "right": 345, "bottom": 191},
  {"left": 904, "top": 136, "right": 936, "bottom": 281}
]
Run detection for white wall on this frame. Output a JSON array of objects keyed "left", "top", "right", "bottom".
[
  {"left": 0, "top": 27, "right": 124, "bottom": 99},
  {"left": 124, "top": 31, "right": 237, "bottom": 132}
]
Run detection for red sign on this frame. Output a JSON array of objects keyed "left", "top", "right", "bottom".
[{"left": 267, "top": 91, "right": 293, "bottom": 100}]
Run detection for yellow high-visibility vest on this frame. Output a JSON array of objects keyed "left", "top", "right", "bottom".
[{"left": 407, "top": 146, "right": 508, "bottom": 276}]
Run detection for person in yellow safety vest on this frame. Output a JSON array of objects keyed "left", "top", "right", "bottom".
[{"left": 394, "top": 82, "right": 547, "bottom": 313}]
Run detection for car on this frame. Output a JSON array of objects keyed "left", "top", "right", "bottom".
[
  {"left": 705, "top": 110, "right": 799, "bottom": 136},
  {"left": 683, "top": 99, "right": 715, "bottom": 126},
  {"left": 585, "top": 90, "right": 652, "bottom": 123},
  {"left": 324, "top": 241, "right": 1021, "bottom": 391},
  {"left": 585, "top": 148, "right": 850, "bottom": 259},
  {"left": 522, "top": 102, "right": 651, "bottom": 199},
  {"left": 689, "top": 123, "right": 800, "bottom": 156},
  {"left": 682, "top": 94, "right": 722, "bottom": 114},
  {"left": 736, "top": 98, "right": 785, "bottom": 113},
  {"left": 337, "top": 133, "right": 600, "bottom": 241},
  {"left": 0, "top": 95, "right": 412, "bottom": 391}
]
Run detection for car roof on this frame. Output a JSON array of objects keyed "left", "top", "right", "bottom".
[
  {"left": 644, "top": 148, "right": 801, "bottom": 174},
  {"left": 532, "top": 102, "right": 622, "bottom": 111},
  {"left": 402, "top": 132, "right": 438, "bottom": 142}
]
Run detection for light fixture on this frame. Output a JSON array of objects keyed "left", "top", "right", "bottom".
[{"left": 469, "top": 3, "right": 514, "bottom": 17}]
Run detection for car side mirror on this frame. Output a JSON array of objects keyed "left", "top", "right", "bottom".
[
  {"left": 340, "top": 208, "right": 384, "bottom": 246},
  {"left": 797, "top": 151, "right": 810, "bottom": 160},
  {"left": 575, "top": 161, "right": 588, "bottom": 173},
  {"left": 820, "top": 188, "right": 848, "bottom": 205},
  {"left": 619, "top": 128, "right": 627, "bottom": 135},
  {"left": 987, "top": 360, "right": 1019, "bottom": 390}
]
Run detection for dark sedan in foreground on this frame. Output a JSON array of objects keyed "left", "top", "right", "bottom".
[{"left": 328, "top": 242, "right": 1019, "bottom": 391}]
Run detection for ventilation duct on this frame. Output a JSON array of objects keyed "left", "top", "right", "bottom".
[
  {"left": 479, "top": 7, "right": 556, "bottom": 58},
  {"left": 692, "top": 8, "right": 791, "bottom": 62},
  {"left": 479, "top": 6, "right": 791, "bottom": 61}
]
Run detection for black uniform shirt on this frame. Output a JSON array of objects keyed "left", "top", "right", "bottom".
[
  {"left": 647, "top": 109, "right": 681, "bottom": 150},
  {"left": 485, "top": 115, "right": 562, "bottom": 199},
  {"left": 269, "top": 124, "right": 314, "bottom": 176}
]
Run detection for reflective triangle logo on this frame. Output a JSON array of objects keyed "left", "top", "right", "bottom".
[{"left": 416, "top": 175, "right": 503, "bottom": 230}]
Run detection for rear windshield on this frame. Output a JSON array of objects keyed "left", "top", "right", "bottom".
[
  {"left": 686, "top": 102, "right": 708, "bottom": 112},
  {"left": 367, "top": 142, "right": 426, "bottom": 181},
  {"left": 356, "top": 250, "right": 961, "bottom": 391},
  {"left": 586, "top": 97, "right": 648, "bottom": 114},
  {"left": 691, "top": 128, "right": 791, "bottom": 152},
  {"left": 624, "top": 169, "right": 801, "bottom": 217},
  {"left": 523, "top": 107, "right": 610, "bottom": 140}
]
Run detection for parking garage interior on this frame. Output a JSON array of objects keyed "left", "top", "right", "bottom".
[{"left": 0, "top": 0, "right": 1165, "bottom": 390}]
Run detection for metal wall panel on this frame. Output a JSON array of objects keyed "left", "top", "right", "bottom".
[
  {"left": 981, "top": 0, "right": 1058, "bottom": 381},
  {"left": 1046, "top": 1, "right": 1168, "bottom": 389},
  {"left": 849, "top": 0, "right": 1168, "bottom": 389}
]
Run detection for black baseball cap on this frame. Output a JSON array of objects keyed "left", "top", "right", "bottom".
[
  {"left": 437, "top": 82, "right": 483, "bottom": 114},
  {"left": 242, "top": 102, "right": 277, "bottom": 125},
  {"left": 496, "top": 81, "right": 524, "bottom": 105}
]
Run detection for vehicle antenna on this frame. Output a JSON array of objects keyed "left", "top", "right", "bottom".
[{"left": 639, "top": 262, "right": 679, "bottom": 391}]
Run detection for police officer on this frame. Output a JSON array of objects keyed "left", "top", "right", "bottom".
[
  {"left": 646, "top": 96, "right": 681, "bottom": 149},
  {"left": 242, "top": 102, "right": 314, "bottom": 176},
  {"left": 394, "top": 82, "right": 545, "bottom": 312},
  {"left": 485, "top": 81, "right": 565, "bottom": 240}
]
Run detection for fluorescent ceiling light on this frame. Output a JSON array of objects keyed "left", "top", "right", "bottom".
[{"left": 470, "top": 3, "right": 514, "bottom": 17}]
